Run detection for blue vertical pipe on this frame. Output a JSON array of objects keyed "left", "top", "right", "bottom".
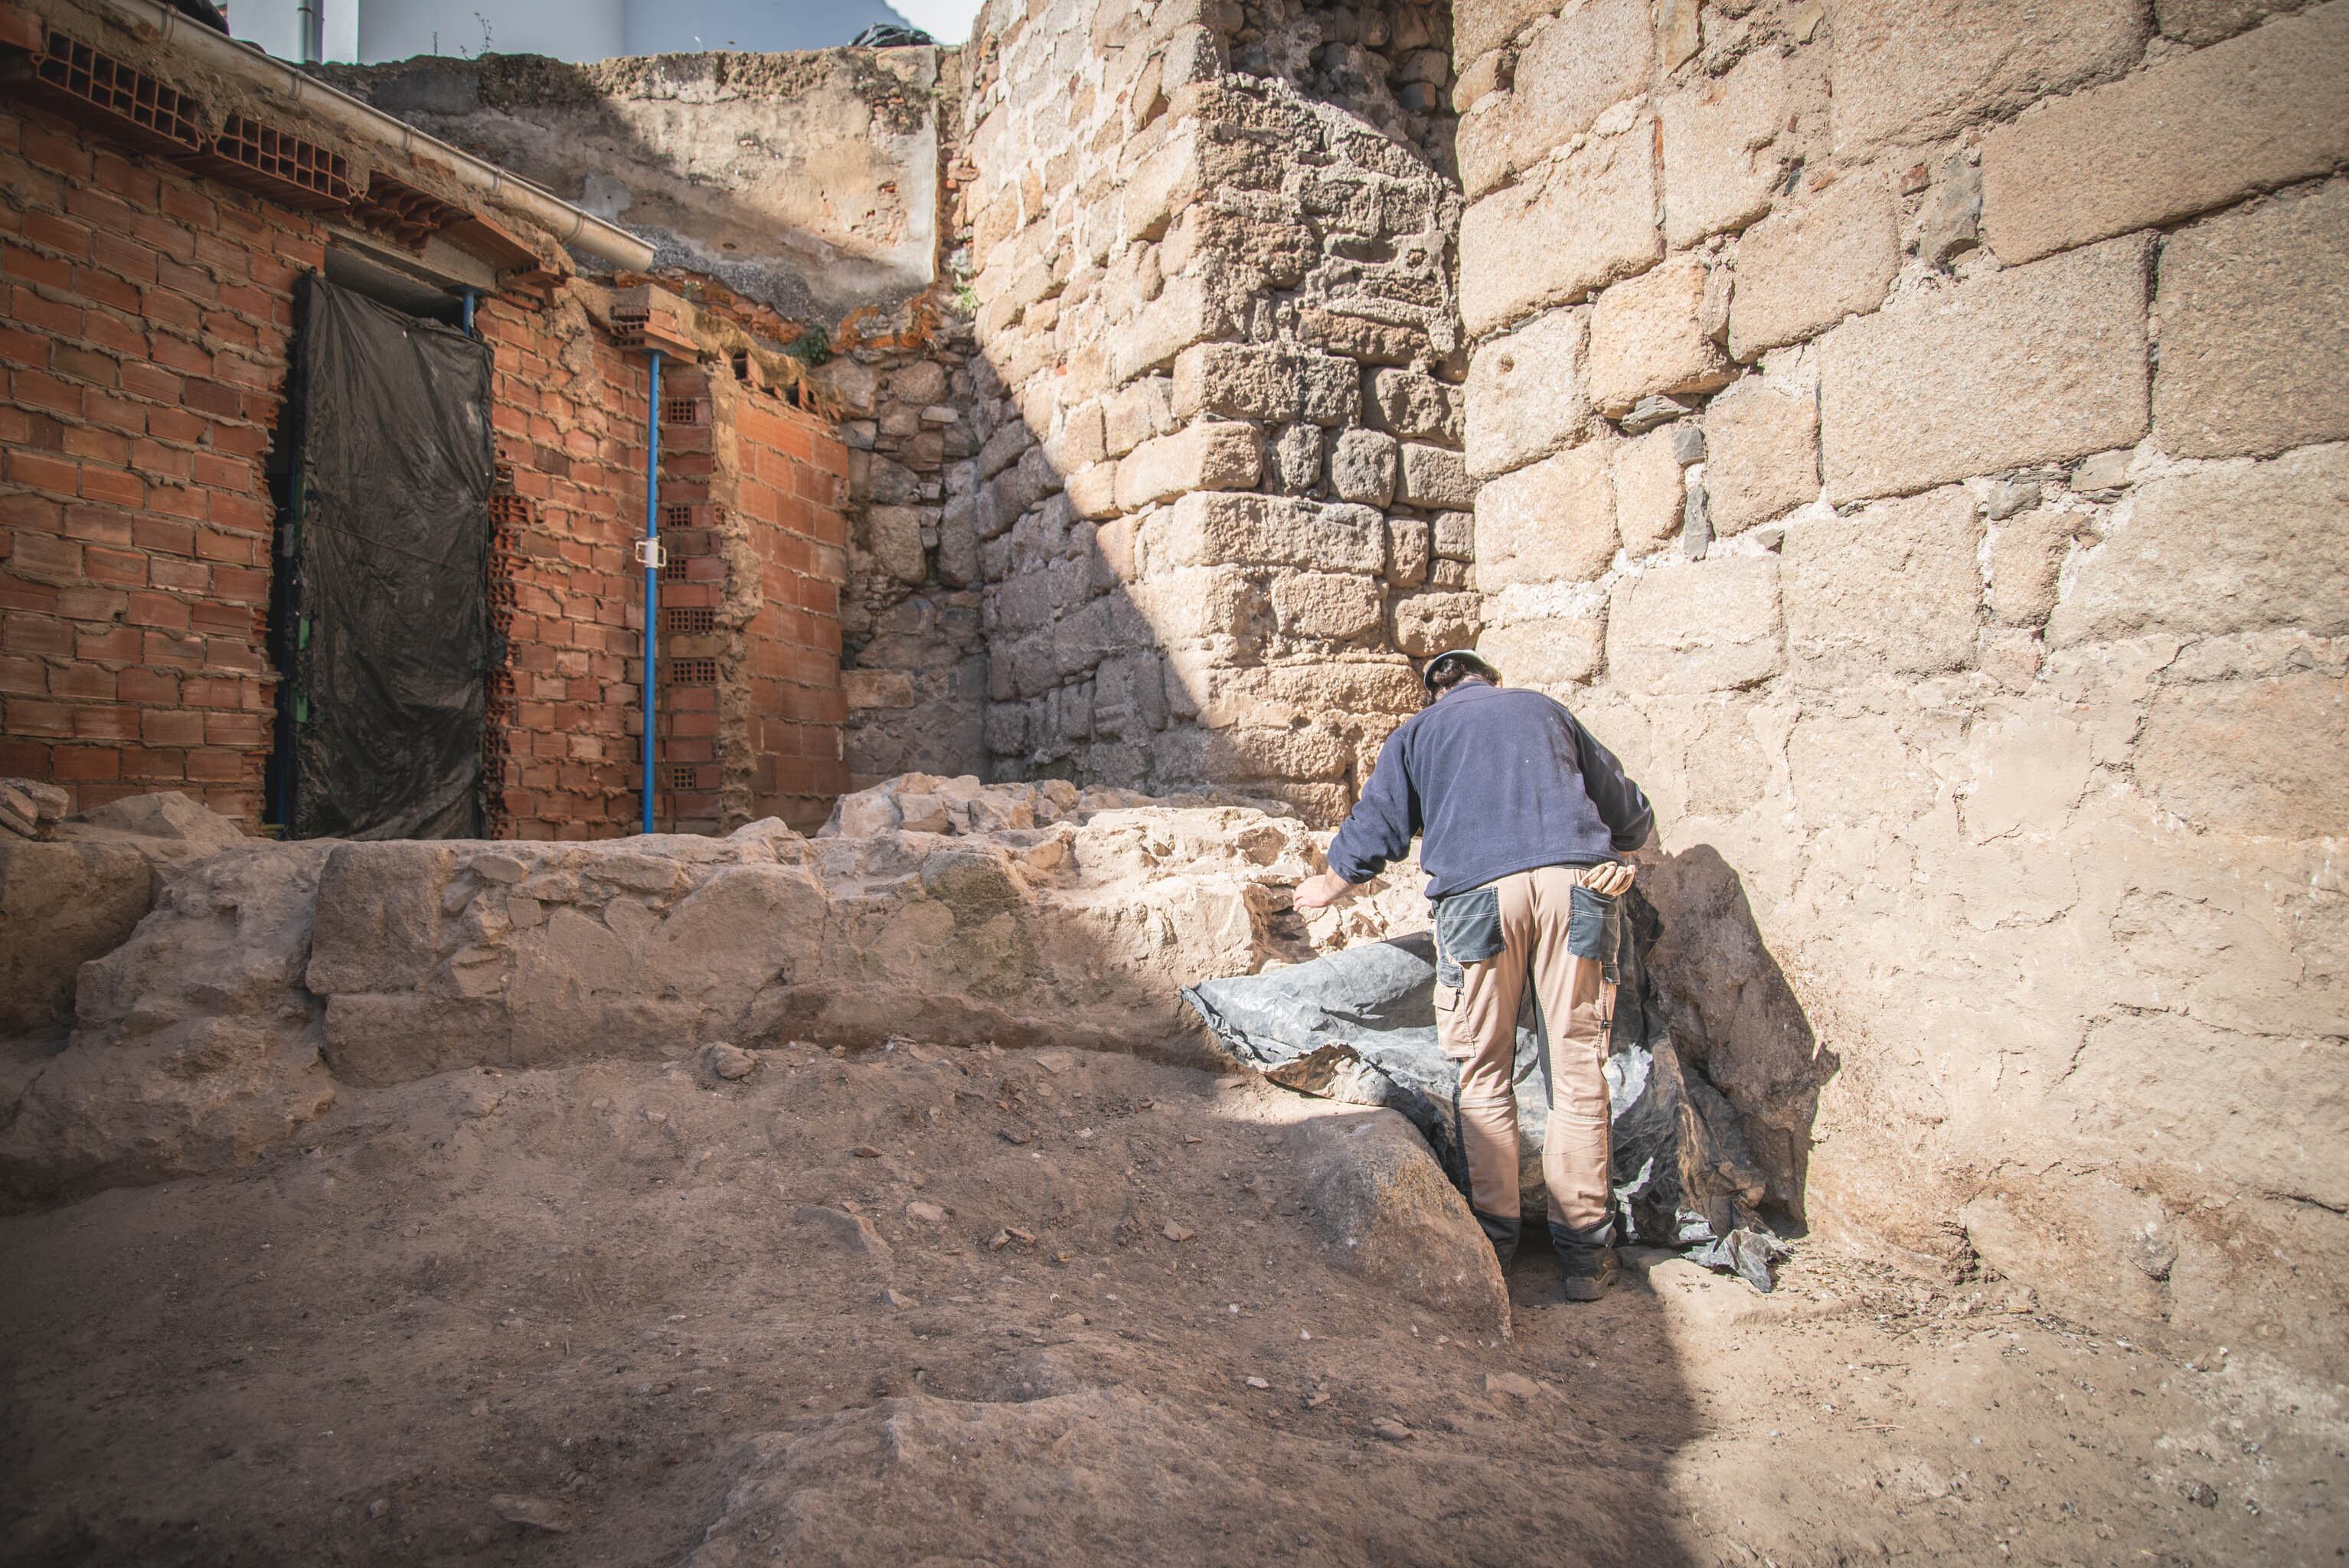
[
  {"left": 641, "top": 349, "right": 662, "bottom": 835},
  {"left": 459, "top": 287, "right": 475, "bottom": 335}
]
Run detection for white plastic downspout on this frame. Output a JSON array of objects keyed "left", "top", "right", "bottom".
[{"left": 87, "top": 0, "right": 658, "bottom": 271}]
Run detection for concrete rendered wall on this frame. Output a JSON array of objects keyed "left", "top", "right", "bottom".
[{"left": 1449, "top": 0, "right": 2347, "bottom": 1374}]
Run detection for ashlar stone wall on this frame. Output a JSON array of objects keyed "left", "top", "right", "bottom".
[
  {"left": 958, "top": 0, "right": 1474, "bottom": 822},
  {"left": 1452, "top": 0, "right": 2347, "bottom": 1373}
]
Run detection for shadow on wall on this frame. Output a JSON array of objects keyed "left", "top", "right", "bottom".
[{"left": 1640, "top": 844, "right": 1834, "bottom": 1223}]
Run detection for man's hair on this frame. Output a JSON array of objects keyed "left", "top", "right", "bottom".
[{"left": 1423, "top": 649, "right": 1501, "bottom": 697}]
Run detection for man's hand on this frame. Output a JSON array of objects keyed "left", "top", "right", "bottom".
[
  {"left": 1580, "top": 861, "right": 1636, "bottom": 897},
  {"left": 1292, "top": 871, "right": 1360, "bottom": 910}
]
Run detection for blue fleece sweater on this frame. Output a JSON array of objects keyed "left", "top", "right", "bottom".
[{"left": 1325, "top": 682, "right": 1655, "bottom": 900}]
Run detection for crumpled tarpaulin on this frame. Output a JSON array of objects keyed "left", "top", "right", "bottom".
[{"left": 1183, "top": 890, "right": 1787, "bottom": 1289}]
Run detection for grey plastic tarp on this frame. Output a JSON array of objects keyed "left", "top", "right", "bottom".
[{"left": 1182, "top": 890, "right": 1787, "bottom": 1289}]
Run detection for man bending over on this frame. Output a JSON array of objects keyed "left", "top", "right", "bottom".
[{"left": 1293, "top": 649, "right": 1655, "bottom": 1302}]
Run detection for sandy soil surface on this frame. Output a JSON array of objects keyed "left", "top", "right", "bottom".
[{"left": 2, "top": 1040, "right": 2341, "bottom": 1566}]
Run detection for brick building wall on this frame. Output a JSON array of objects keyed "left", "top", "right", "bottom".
[
  {"left": 1, "top": 100, "right": 313, "bottom": 822},
  {"left": 2, "top": 99, "right": 855, "bottom": 841},
  {"left": 477, "top": 292, "right": 655, "bottom": 840}
]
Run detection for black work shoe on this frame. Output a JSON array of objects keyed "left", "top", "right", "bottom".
[{"left": 1559, "top": 1246, "right": 1619, "bottom": 1303}]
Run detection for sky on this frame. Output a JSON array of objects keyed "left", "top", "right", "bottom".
[{"left": 228, "top": 0, "right": 988, "bottom": 63}]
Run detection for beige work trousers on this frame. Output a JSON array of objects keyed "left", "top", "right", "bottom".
[{"left": 1433, "top": 864, "right": 1616, "bottom": 1243}]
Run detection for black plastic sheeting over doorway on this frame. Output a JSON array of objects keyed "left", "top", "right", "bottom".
[{"left": 280, "top": 275, "right": 495, "bottom": 840}]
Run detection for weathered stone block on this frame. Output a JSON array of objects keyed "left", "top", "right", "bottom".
[
  {"left": 1459, "top": 0, "right": 1655, "bottom": 199},
  {"left": 1111, "top": 276, "right": 1240, "bottom": 384},
  {"left": 2157, "top": 0, "right": 2303, "bottom": 44},
  {"left": 1729, "top": 174, "right": 1898, "bottom": 359},
  {"left": 1986, "top": 507, "right": 2074, "bottom": 627},
  {"left": 1980, "top": 2, "right": 2349, "bottom": 265},
  {"left": 1173, "top": 343, "right": 1359, "bottom": 426},
  {"left": 2151, "top": 179, "right": 2349, "bottom": 460},
  {"left": 1271, "top": 571, "right": 1384, "bottom": 642},
  {"left": 1387, "top": 517, "right": 1431, "bottom": 587},
  {"left": 1103, "top": 375, "right": 1177, "bottom": 456},
  {"left": 1702, "top": 379, "right": 1819, "bottom": 534},
  {"left": 1478, "top": 614, "right": 1607, "bottom": 688},
  {"left": 1612, "top": 429, "right": 1685, "bottom": 555},
  {"left": 1587, "top": 256, "right": 1738, "bottom": 417},
  {"left": 1433, "top": 510, "right": 1476, "bottom": 560},
  {"left": 1149, "top": 492, "right": 1387, "bottom": 574},
  {"left": 1465, "top": 306, "right": 1592, "bottom": 480},
  {"left": 843, "top": 668, "right": 918, "bottom": 710},
  {"left": 1456, "top": 0, "right": 1575, "bottom": 64},
  {"left": 1818, "top": 235, "right": 2151, "bottom": 503},
  {"left": 864, "top": 504, "right": 929, "bottom": 584},
  {"left": 1066, "top": 459, "right": 1121, "bottom": 521},
  {"left": 1399, "top": 443, "right": 1475, "bottom": 510},
  {"left": 1606, "top": 557, "right": 1784, "bottom": 693},
  {"left": 2049, "top": 444, "right": 2349, "bottom": 645},
  {"left": 1459, "top": 119, "right": 1661, "bottom": 339},
  {"left": 1659, "top": 48, "right": 1789, "bottom": 248},
  {"left": 1783, "top": 486, "right": 1983, "bottom": 684},
  {"left": 1475, "top": 443, "right": 1618, "bottom": 590},
  {"left": 1371, "top": 370, "right": 1464, "bottom": 444},
  {"left": 1113, "top": 423, "right": 1262, "bottom": 511},
  {"left": 1825, "top": 0, "right": 2149, "bottom": 152},
  {"left": 2136, "top": 670, "right": 2347, "bottom": 839},
  {"left": 1332, "top": 429, "right": 1400, "bottom": 507},
  {"left": 1393, "top": 591, "right": 1484, "bottom": 657}
]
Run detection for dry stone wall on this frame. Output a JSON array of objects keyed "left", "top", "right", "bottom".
[
  {"left": 1451, "top": 0, "right": 2347, "bottom": 1371},
  {"left": 957, "top": 0, "right": 1472, "bottom": 822}
]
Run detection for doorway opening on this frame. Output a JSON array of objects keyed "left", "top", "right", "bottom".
[{"left": 264, "top": 264, "right": 495, "bottom": 838}]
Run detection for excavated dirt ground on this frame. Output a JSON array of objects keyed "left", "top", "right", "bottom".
[{"left": 1, "top": 1041, "right": 2341, "bottom": 1567}]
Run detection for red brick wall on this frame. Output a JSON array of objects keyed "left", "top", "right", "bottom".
[
  {"left": 1, "top": 101, "right": 848, "bottom": 841},
  {"left": 731, "top": 389, "right": 850, "bottom": 828},
  {"left": 0, "top": 102, "right": 309, "bottom": 822},
  {"left": 475, "top": 293, "right": 652, "bottom": 841}
]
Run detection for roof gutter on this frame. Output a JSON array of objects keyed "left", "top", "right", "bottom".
[{"left": 91, "top": 0, "right": 658, "bottom": 271}]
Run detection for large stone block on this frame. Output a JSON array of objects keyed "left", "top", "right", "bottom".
[
  {"left": 2049, "top": 444, "right": 2349, "bottom": 645},
  {"left": 1331, "top": 429, "right": 1400, "bottom": 507},
  {"left": 1825, "top": 0, "right": 2149, "bottom": 152},
  {"left": 1658, "top": 48, "right": 1789, "bottom": 248},
  {"left": 1172, "top": 343, "right": 1359, "bottom": 426},
  {"left": 2151, "top": 180, "right": 2349, "bottom": 460},
  {"left": 1612, "top": 428, "right": 1685, "bottom": 554},
  {"left": 1818, "top": 235, "right": 2151, "bottom": 503},
  {"left": 1980, "top": 2, "right": 2349, "bottom": 265},
  {"left": 1605, "top": 557, "right": 1784, "bottom": 693},
  {"left": 1478, "top": 614, "right": 1607, "bottom": 688},
  {"left": 1148, "top": 492, "right": 1387, "bottom": 574},
  {"left": 1113, "top": 422, "right": 1262, "bottom": 511},
  {"left": 1371, "top": 370, "right": 1463, "bottom": 444},
  {"left": 1399, "top": 443, "right": 1475, "bottom": 510},
  {"left": 1782, "top": 486, "right": 1983, "bottom": 684},
  {"left": 2136, "top": 671, "right": 2347, "bottom": 838},
  {"left": 1110, "top": 276, "right": 1240, "bottom": 384},
  {"left": 1702, "top": 378, "right": 1819, "bottom": 534},
  {"left": 1474, "top": 443, "right": 1619, "bottom": 590},
  {"left": 0, "top": 840, "right": 155, "bottom": 1033},
  {"left": 1393, "top": 591, "right": 1485, "bottom": 657},
  {"left": 1459, "top": 119, "right": 1662, "bottom": 339},
  {"left": 1586, "top": 256, "right": 1737, "bottom": 417},
  {"left": 1271, "top": 571, "right": 1384, "bottom": 642},
  {"left": 1465, "top": 305, "right": 1592, "bottom": 480},
  {"left": 1728, "top": 174, "right": 1898, "bottom": 359},
  {"left": 1459, "top": 0, "right": 1655, "bottom": 200}
]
